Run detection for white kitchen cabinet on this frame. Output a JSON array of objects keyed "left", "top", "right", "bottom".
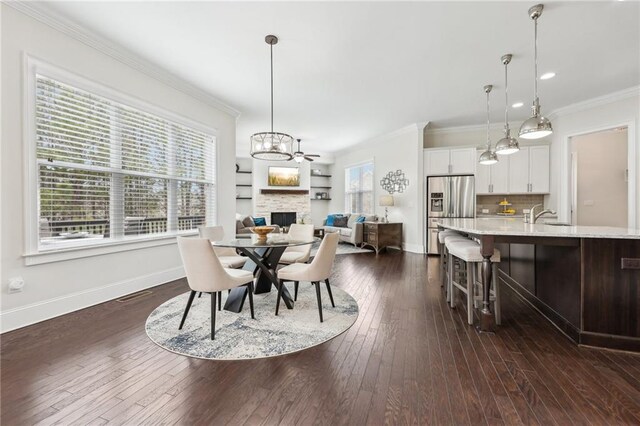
[
  {"left": 508, "top": 148, "right": 530, "bottom": 193},
  {"left": 424, "top": 149, "right": 450, "bottom": 175},
  {"left": 491, "top": 154, "right": 510, "bottom": 193},
  {"left": 507, "top": 146, "right": 550, "bottom": 194},
  {"left": 450, "top": 148, "right": 476, "bottom": 174},
  {"left": 476, "top": 150, "right": 510, "bottom": 194},
  {"left": 529, "top": 145, "right": 550, "bottom": 193},
  {"left": 424, "top": 147, "right": 476, "bottom": 176}
]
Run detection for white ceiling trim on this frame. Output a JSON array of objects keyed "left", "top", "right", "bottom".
[
  {"left": 6, "top": 1, "right": 242, "bottom": 118},
  {"left": 548, "top": 85, "right": 640, "bottom": 119}
]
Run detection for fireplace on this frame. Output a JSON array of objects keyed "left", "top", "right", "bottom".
[{"left": 271, "top": 212, "right": 297, "bottom": 227}]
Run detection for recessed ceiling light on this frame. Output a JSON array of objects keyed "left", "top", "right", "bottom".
[
  {"left": 512, "top": 102, "right": 524, "bottom": 108},
  {"left": 540, "top": 72, "right": 556, "bottom": 80}
]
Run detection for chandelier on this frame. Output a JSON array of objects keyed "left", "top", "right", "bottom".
[{"left": 250, "top": 35, "right": 294, "bottom": 161}]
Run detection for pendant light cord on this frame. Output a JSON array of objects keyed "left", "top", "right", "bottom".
[
  {"left": 504, "top": 62, "right": 509, "bottom": 129},
  {"left": 270, "top": 43, "right": 274, "bottom": 133},
  {"left": 534, "top": 17, "right": 538, "bottom": 104},
  {"left": 486, "top": 90, "right": 491, "bottom": 150}
]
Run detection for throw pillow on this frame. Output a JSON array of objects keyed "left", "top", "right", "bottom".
[
  {"left": 333, "top": 216, "right": 348, "bottom": 227},
  {"left": 253, "top": 217, "right": 266, "bottom": 226},
  {"left": 325, "top": 214, "right": 335, "bottom": 226},
  {"left": 356, "top": 215, "right": 366, "bottom": 223},
  {"left": 242, "top": 216, "right": 255, "bottom": 228}
]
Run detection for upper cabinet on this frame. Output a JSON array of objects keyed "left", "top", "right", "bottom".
[
  {"left": 476, "top": 150, "right": 509, "bottom": 194},
  {"left": 475, "top": 145, "right": 550, "bottom": 195},
  {"left": 424, "top": 148, "right": 475, "bottom": 176},
  {"left": 507, "top": 145, "right": 550, "bottom": 194}
]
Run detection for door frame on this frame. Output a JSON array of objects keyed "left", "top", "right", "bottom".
[{"left": 559, "top": 121, "right": 636, "bottom": 227}]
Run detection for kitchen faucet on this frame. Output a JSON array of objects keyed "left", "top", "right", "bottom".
[{"left": 530, "top": 204, "right": 556, "bottom": 224}]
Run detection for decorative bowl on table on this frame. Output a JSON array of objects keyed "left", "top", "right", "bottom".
[{"left": 251, "top": 226, "right": 276, "bottom": 242}]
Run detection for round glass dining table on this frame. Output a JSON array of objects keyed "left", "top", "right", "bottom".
[{"left": 212, "top": 235, "right": 318, "bottom": 313}]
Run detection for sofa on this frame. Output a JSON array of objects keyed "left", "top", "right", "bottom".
[
  {"left": 236, "top": 215, "right": 281, "bottom": 237},
  {"left": 321, "top": 213, "right": 377, "bottom": 247}
]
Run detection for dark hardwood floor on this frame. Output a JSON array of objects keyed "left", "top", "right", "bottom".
[{"left": 2, "top": 252, "right": 640, "bottom": 425}]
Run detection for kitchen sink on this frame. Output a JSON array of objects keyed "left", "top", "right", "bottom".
[{"left": 544, "top": 222, "right": 572, "bottom": 226}]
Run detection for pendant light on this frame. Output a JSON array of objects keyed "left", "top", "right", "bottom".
[
  {"left": 250, "top": 35, "right": 293, "bottom": 160},
  {"left": 479, "top": 85, "right": 498, "bottom": 165},
  {"left": 519, "top": 4, "right": 553, "bottom": 140},
  {"left": 495, "top": 54, "right": 520, "bottom": 155}
]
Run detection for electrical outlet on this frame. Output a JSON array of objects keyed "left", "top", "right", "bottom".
[
  {"left": 621, "top": 258, "right": 640, "bottom": 270},
  {"left": 482, "top": 209, "right": 489, "bottom": 214},
  {"left": 8, "top": 277, "right": 24, "bottom": 293}
]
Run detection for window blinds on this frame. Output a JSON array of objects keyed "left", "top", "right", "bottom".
[
  {"left": 35, "top": 75, "right": 216, "bottom": 247},
  {"left": 344, "top": 162, "right": 374, "bottom": 214}
]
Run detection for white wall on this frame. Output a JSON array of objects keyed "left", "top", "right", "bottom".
[
  {"left": 329, "top": 124, "right": 425, "bottom": 253},
  {"left": 571, "top": 129, "right": 628, "bottom": 227},
  {"left": 0, "top": 5, "right": 238, "bottom": 331},
  {"left": 425, "top": 121, "right": 523, "bottom": 149},
  {"left": 547, "top": 89, "right": 640, "bottom": 227}
]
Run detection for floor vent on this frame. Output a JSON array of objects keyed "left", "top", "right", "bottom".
[{"left": 116, "top": 290, "right": 152, "bottom": 303}]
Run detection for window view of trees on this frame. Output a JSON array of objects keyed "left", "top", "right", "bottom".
[
  {"left": 345, "top": 162, "right": 374, "bottom": 214},
  {"left": 35, "top": 75, "right": 216, "bottom": 248}
]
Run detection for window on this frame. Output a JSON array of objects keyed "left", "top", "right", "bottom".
[
  {"left": 34, "top": 74, "right": 216, "bottom": 252},
  {"left": 345, "top": 162, "right": 374, "bottom": 214}
]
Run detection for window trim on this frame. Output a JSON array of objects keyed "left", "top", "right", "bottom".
[
  {"left": 23, "top": 55, "right": 219, "bottom": 262},
  {"left": 344, "top": 159, "right": 375, "bottom": 215}
]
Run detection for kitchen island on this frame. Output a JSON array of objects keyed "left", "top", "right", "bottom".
[{"left": 436, "top": 218, "right": 640, "bottom": 352}]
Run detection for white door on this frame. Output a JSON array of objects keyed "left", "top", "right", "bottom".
[
  {"left": 491, "top": 155, "right": 510, "bottom": 194},
  {"left": 508, "top": 147, "right": 530, "bottom": 193},
  {"left": 529, "top": 145, "right": 550, "bottom": 193},
  {"left": 475, "top": 151, "right": 491, "bottom": 194},
  {"left": 450, "top": 148, "right": 476, "bottom": 174},
  {"left": 425, "top": 149, "right": 450, "bottom": 175}
]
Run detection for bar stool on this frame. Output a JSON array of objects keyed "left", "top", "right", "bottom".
[
  {"left": 439, "top": 231, "right": 469, "bottom": 301},
  {"left": 445, "top": 239, "right": 501, "bottom": 325}
]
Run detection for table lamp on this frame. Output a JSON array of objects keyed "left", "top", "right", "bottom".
[{"left": 379, "top": 195, "right": 394, "bottom": 223}]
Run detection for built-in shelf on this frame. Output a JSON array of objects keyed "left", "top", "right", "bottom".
[
  {"left": 236, "top": 184, "right": 252, "bottom": 187},
  {"left": 310, "top": 186, "right": 332, "bottom": 189},
  {"left": 236, "top": 197, "right": 252, "bottom": 200},
  {"left": 236, "top": 170, "right": 252, "bottom": 174},
  {"left": 310, "top": 174, "right": 331, "bottom": 178},
  {"left": 260, "top": 189, "right": 309, "bottom": 195},
  {"left": 311, "top": 198, "right": 332, "bottom": 201}
]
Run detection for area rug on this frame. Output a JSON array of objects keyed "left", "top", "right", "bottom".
[
  {"left": 311, "top": 241, "right": 372, "bottom": 256},
  {"left": 146, "top": 283, "right": 359, "bottom": 360}
]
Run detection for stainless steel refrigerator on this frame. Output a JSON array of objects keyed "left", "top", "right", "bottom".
[{"left": 426, "top": 175, "right": 475, "bottom": 255}]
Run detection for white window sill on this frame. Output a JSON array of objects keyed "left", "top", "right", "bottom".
[{"left": 24, "top": 231, "right": 198, "bottom": 266}]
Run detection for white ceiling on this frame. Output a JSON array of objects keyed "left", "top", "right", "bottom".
[{"left": 41, "top": 1, "right": 640, "bottom": 157}]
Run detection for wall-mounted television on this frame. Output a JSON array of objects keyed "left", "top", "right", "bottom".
[{"left": 268, "top": 166, "right": 300, "bottom": 187}]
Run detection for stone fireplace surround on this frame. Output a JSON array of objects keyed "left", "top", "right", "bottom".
[{"left": 255, "top": 189, "right": 311, "bottom": 226}]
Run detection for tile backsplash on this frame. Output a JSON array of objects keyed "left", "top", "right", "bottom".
[{"left": 476, "top": 194, "right": 544, "bottom": 215}]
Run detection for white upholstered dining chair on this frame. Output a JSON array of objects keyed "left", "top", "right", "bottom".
[
  {"left": 177, "top": 237, "right": 255, "bottom": 340},
  {"left": 276, "top": 232, "right": 339, "bottom": 322},
  {"left": 279, "top": 224, "right": 314, "bottom": 265},
  {"left": 198, "top": 225, "right": 247, "bottom": 269}
]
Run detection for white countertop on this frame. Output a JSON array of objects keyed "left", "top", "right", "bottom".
[{"left": 436, "top": 218, "right": 640, "bottom": 239}]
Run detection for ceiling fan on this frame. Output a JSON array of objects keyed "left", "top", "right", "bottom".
[{"left": 292, "top": 139, "right": 320, "bottom": 163}]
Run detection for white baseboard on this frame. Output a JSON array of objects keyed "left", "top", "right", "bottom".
[
  {"left": 0, "top": 266, "right": 185, "bottom": 333},
  {"left": 402, "top": 243, "right": 425, "bottom": 254}
]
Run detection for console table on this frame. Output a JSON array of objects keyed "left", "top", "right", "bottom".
[{"left": 362, "top": 222, "right": 402, "bottom": 254}]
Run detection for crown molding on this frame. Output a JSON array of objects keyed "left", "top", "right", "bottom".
[
  {"left": 5, "top": 1, "right": 241, "bottom": 118},
  {"left": 548, "top": 85, "right": 640, "bottom": 119},
  {"left": 426, "top": 121, "right": 518, "bottom": 135}
]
